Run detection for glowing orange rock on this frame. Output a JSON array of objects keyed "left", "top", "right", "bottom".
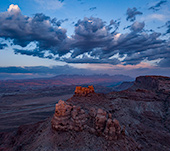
[{"left": 74, "top": 85, "right": 95, "bottom": 96}]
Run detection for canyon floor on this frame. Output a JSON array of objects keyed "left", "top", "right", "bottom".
[{"left": 0, "top": 94, "right": 73, "bottom": 132}]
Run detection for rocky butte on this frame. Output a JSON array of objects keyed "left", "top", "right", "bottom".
[{"left": 74, "top": 85, "right": 95, "bottom": 96}]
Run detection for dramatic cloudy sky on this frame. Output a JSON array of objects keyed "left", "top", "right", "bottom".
[{"left": 0, "top": 0, "right": 170, "bottom": 78}]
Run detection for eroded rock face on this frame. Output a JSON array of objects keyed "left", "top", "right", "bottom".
[
  {"left": 74, "top": 85, "right": 95, "bottom": 96},
  {"left": 130, "top": 76, "right": 170, "bottom": 92},
  {"left": 51, "top": 100, "right": 123, "bottom": 140}
]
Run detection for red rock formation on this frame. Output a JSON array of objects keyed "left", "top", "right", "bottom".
[
  {"left": 74, "top": 85, "right": 95, "bottom": 96},
  {"left": 51, "top": 100, "right": 123, "bottom": 140}
]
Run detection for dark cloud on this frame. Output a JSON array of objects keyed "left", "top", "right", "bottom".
[
  {"left": 67, "top": 18, "right": 166, "bottom": 66},
  {"left": 70, "top": 17, "right": 114, "bottom": 58},
  {"left": 149, "top": 0, "right": 167, "bottom": 11},
  {"left": 52, "top": 18, "right": 69, "bottom": 26},
  {"left": 89, "top": 7, "right": 97, "bottom": 11},
  {"left": 123, "top": 39, "right": 170, "bottom": 66},
  {"left": 0, "top": 43, "right": 7, "bottom": 49},
  {"left": 62, "top": 55, "right": 120, "bottom": 65},
  {"left": 0, "top": 6, "right": 68, "bottom": 56},
  {"left": 108, "top": 19, "right": 120, "bottom": 33},
  {"left": 0, "top": 6, "right": 170, "bottom": 68},
  {"left": 124, "top": 22, "right": 145, "bottom": 32},
  {"left": 98, "top": 23, "right": 164, "bottom": 56},
  {"left": 130, "top": 21, "right": 145, "bottom": 32},
  {"left": 14, "top": 48, "right": 46, "bottom": 58},
  {"left": 126, "top": 7, "right": 143, "bottom": 22}
]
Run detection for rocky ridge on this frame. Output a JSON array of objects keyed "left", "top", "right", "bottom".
[
  {"left": 51, "top": 100, "right": 124, "bottom": 140},
  {"left": 130, "top": 75, "right": 170, "bottom": 92},
  {"left": 0, "top": 75, "right": 170, "bottom": 151}
]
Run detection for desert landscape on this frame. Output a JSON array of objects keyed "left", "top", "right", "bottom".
[
  {"left": 0, "top": 0, "right": 170, "bottom": 150},
  {"left": 0, "top": 75, "right": 170, "bottom": 151},
  {"left": 0, "top": 74, "right": 133, "bottom": 132}
]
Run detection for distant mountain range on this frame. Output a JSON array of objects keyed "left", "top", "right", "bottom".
[{"left": 0, "top": 74, "right": 134, "bottom": 89}]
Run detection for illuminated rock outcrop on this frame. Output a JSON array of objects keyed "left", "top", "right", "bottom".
[
  {"left": 51, "top": 100, "right": 123, "bottom": 140},
  {"left": 74, "top": 85, "right": 95, "bottom": 96}
]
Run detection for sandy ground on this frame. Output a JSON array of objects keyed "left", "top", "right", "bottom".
[{"left": 0, "top": 94, "right": 73, "bottom": 132}]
